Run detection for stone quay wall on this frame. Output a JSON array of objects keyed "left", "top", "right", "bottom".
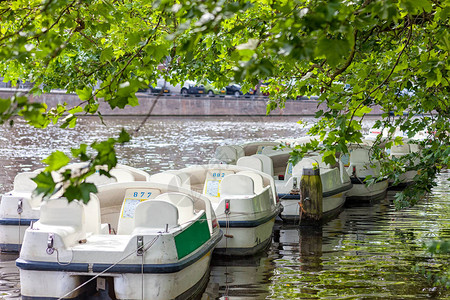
[{"left": 0, "top": 89, "right": 384, "bottom": 116}]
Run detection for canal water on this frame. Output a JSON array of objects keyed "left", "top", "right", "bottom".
[{"left": 0, "top": 116, "right": 448, "bottom": 299}]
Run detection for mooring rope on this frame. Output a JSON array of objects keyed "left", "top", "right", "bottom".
[
  {"left": 141, "top": 249, "right": 145, "bottom": 300},
  {"left": 225, "top": 213, "right": 230, "bottom": 250},
  {"left": 18, "top": 214, "right": 21, "bottom": 250},
  {"left": 55, "top": 248, "right": 74, "bottom": 266},
  {"left": 17, "top": 199, "right": 23, "bottom": 250}
]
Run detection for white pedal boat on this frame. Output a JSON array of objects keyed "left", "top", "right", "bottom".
[
  {"left": 268, "top": 152, "right": 353, "bottom": 223},
  {"left": 0, "top": 163, "right": 151, "bottom": 252},
  {"left": 16, "top": 181, "right": 222, "bottom": 299},
  {"left": 343, "top": 144, "right": 389, "bottom": 203},
  {"left": 388, "top": 139, "right": 422, "bottom": 190},
  {"left": 211, "top": 141, "right": 279, "bottom": 165},
  {"left": 150, "top": 164, "right": 281, "bottom": 256},
  {"left": 364, "top": 128, "right": 425, "bottom": 190},
  {"left": 212, "top": 139, "right": 352, "bottom": 223}
]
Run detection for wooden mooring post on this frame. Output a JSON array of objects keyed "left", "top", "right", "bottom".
[{"left": 300, "top": 168, "right": 323, "bottom": 222}]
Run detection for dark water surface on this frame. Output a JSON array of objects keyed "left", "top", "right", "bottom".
[{"left": 0, "top": 116, "right": 448, "bottom": 299}]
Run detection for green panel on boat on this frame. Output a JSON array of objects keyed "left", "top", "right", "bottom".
[{"left": 175, "top": 213, "right": 210, "bottom": 259}]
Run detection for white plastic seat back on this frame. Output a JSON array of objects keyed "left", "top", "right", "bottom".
[
  {"left": 149, "top": 172, "right": 183, "bottom": 187},
  {"left": 13, "top": 172, "right": 38, "bottom": 193},
  {"left": 409, "top": 144, "right": 420, "bottom": 153},
  {"left": 209, "top": 158, "right": 225, "bottom": 165},
  {"left": 117, "top": 188, "right": 161, "bottom": 235},
  {"left": 253, "top": 154, "right": 274, "bottom": 176},
  {"left": 83, "top": 194, "right": 102, "bottom": 234},
  {"left": 86, "top": 172, "right": 117, "bottom": 185},
  {"left": 237, "top": 171, "right": 265, "bottom": 194},
  {"left": 391, "top": 143, "right": 411, "bottom": 157},
  {"left": 292, "top": 157, "right": 320, "bottom": 176},
  {"left": 203, "top": 169, "right": 235, "bottom": 197},
  {"left": 40, "top": 198, "right": 84, "bottom": 228},
  {"left": 215, "top": 146, "right": 238, "bottom": 164},
  {"left": 308, "top": 155, "right": 329, "bottom": 168},
  {"left": 237, "top": 156, "right": 263, "bottom": 172},
  {"left": 115, "top": 164, "right": 151, "bottom": 181},
  {"left": 284, "top": 161, "right": 293, "bottom": 180},
  {"left": 110, "top": 169, "right": 135, "bottom": 182},
  {"left": 133, "top": 200, "right": 178, "bottom": 232},
  {"left": 231, "top": 145, "right": 245, "bottom": 159},
  {"left": 220, "top": 174, "right": 254, "bottom": 196},
  {"left": 167, "top": 171, "right": 191, "bottom": 189},
  {"left": 154, "top": 193, "right": 195, "bottom": 226},
  {"left": 260, "top": 146, "right": 279, "bottom": 155},
  {"left": 39, "top": 198, "right": 87, "bottom": 246},
  {"left": 349, "top": 148, "right": 370, "bottom": 163}
]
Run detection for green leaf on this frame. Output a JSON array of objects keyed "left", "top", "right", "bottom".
[
  {"left": 127, "top": 94, "right": 139, "bottom": 107},
  {"left": 394, "top": 136, "right": 404, "bottom": 145},
  {"left": 68, "top": 106, "right": 84, "bottom": 114},
  {"left": 76, "top": 87, "right": 93, "bottom": 101},
  {"left": 100, "top": 47, "right": 114, "bottom": 63},
  {"left": 323, "top": 150, "right": 336, "bottom": 165},
  {"left": 71, "top": 144, "right": 90, "bottom": 161},
  {"left": 43, "top": 151, "right": 71, "bottom": 171},
  {"left": 32, "top": 171, "right": 57, "bottom": 197},
  {"left": 0, "top": 98, "right": 11, "bottom": 114},
  {"left": 316, "top": 37, "right": 351, "bottom": 67},
  {"left": 18, "top": 103, "right": 50, "bottom": 128},
  {"left": 118, "top": 128, "right": 131, "bottom": 143},
  {"left": 400, "top": 0, "right": 432, "bottom": 14},
  {"left": 354, "top": 105, "right": 372, "bottom": 117},
  {"left": 63, "top": 182, "right": 98, "bottom": 203},
  {"left": 315, "top": 110, "right": 324, "bottom": 118},
  {"left": 60, "top": 114, "right": 77, "bottom": 128},
  {"left": 109, "top": 96, "right": 129, "bottom": 109}
]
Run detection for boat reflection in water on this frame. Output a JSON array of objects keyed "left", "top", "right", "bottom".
[{"left": 205, "top": 252, "right": 275, "bottom": 299}]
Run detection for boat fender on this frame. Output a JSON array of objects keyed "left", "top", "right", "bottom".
[
  {"left": 352, "top": 166, "right": 356, "bottom": 177},
  {"left": 224, "top": 234, "right": 234, "bottom": 238},
  {"left": 46, "top": 233, "right": 55, "bottom": 255}
]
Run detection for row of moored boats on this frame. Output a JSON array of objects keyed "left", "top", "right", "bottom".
[{"left": 0, "top": 130, "right": 423, "bottom": 299}]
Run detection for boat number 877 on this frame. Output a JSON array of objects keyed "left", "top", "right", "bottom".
[{"left": 133, "top": 192, "right": 152, "bottom": 198}]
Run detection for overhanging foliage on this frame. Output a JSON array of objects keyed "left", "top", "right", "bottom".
[{"left": 0, "top": 0, "right": 448, "bottom": 207}]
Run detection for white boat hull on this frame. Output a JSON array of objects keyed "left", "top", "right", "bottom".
[
  {"left": 0, "top": 220, "right": 30, "bottom": 252},
  {"left": 279, "top": 192, "right": 346, "bottom": 222},
  {"left": 113, "top": 251, "right": 212, "bottom": 299},
  {"left": 388, "top": 170, "right": 417, "bottom": 190},
  {"left": 215, "top": 215, "right": 276, "bottom": 255},
  {"left": 346, "top": 179, "right": 388, "bottom": 202},
  {"left": 19, "top": 250, "right": 213, "bottom": 300}
]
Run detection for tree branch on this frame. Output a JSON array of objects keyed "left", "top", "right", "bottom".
[{"left": 328, "top": 30, "right": 358, "bottom": 85}]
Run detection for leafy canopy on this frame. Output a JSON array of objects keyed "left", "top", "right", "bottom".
[{"left": 0, "top": 0, "right": 448, "bottom": 208}]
